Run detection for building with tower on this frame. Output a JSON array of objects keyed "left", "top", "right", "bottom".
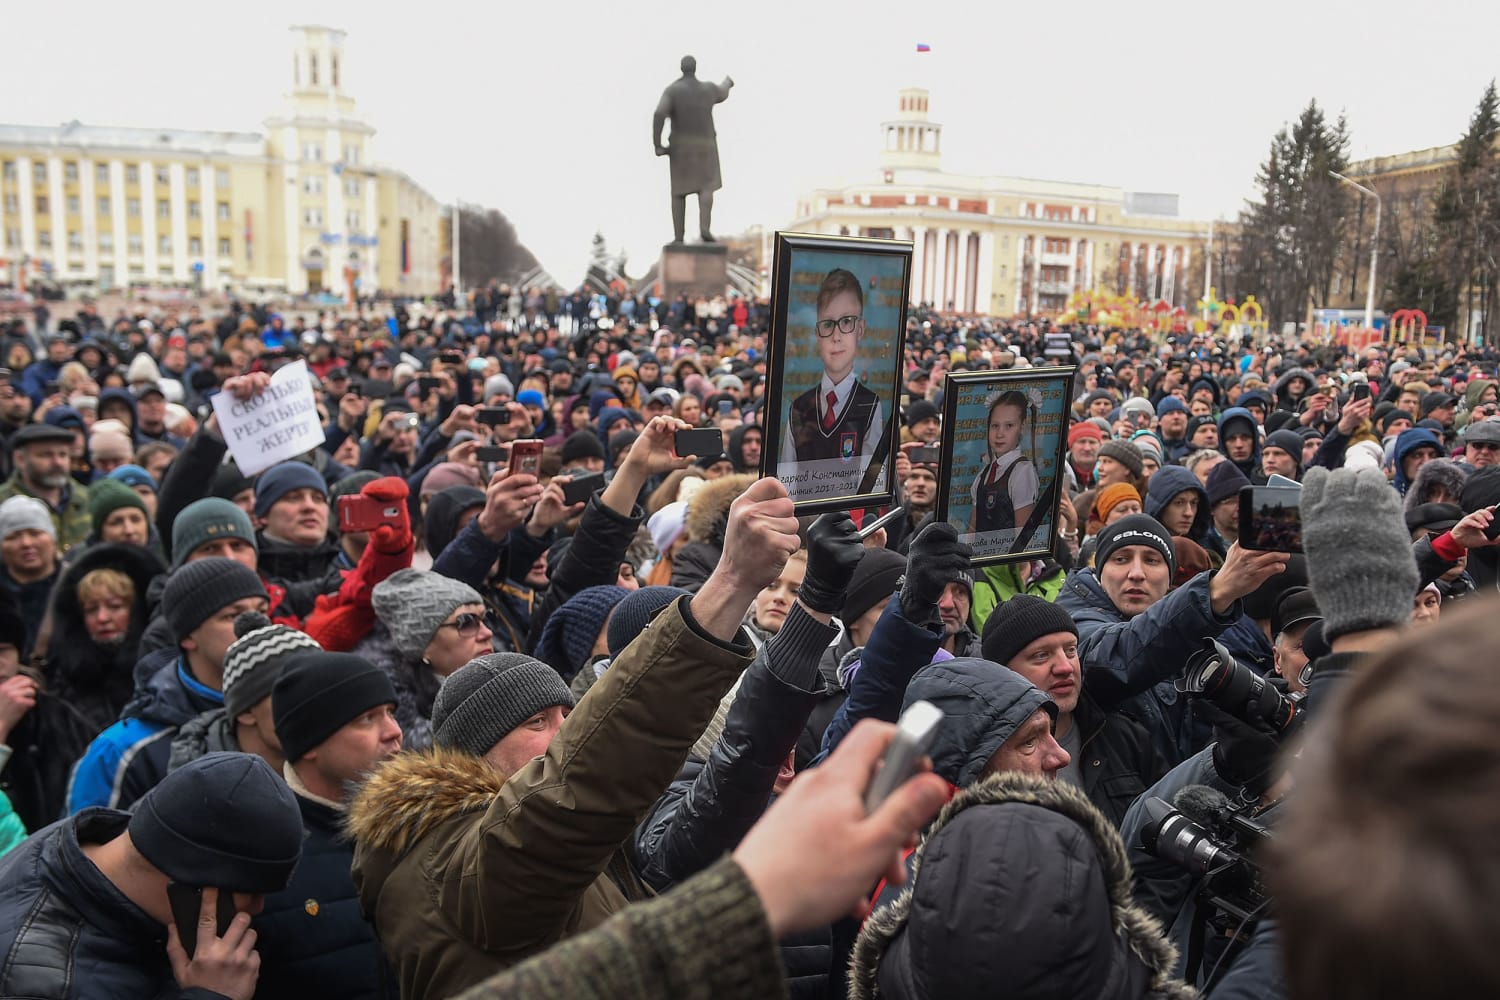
[
  {"left": 0, "top": 25, "right": 442, "bottom": 299},
  {"left": 790, "top": 88, "right": 1211, "bottom": 317}
]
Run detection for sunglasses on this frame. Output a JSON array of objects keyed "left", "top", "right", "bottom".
[{"left": 436, "top": 612, "right": 486, "bottom": 637}]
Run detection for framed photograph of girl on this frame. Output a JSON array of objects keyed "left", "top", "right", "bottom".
[
  {"left": 935, "top": 367, "right": 1078, "bottom": 566},
  {"left": 760, "top": 231, "right": 912, "bottom": 514}
]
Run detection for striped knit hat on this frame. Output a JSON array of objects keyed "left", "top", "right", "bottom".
[{"left": 222, "top": 611, "right": 322, "bottom": 718}]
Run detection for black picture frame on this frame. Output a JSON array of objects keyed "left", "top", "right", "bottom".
[
  {"left": 934, "top": 366, "right": 1078, "bottom": 566},
  {"left": 759, "top": 231, "right": 912, "bottom": 514}
]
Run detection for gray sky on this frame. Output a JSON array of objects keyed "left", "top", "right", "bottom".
[{"left": 7, "top": 0, "right": 1499, "bottom": 286}]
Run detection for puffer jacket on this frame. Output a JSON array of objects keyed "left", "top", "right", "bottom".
[
  {"left": 1070, "top": 691, "right": 1167, "bottom": 828},
  {"left": 253, "top": 769, "right": 397, "bottom": 1000},
  {"left": 633, "top": 605, "right": 836, "bottom": 998},
  {"left": 41, "top": 543, "right": 166, "bottom": 735},
  {"left": 968, "top": 559, "right": 1066, "bottom": 631},
  {"left": 1056, "top": 567, "right": 1239, "bottom": 767},
  {"left": 255, "top": 530, "right": 343, "bottom": 592},
  {"left": 65, "top": 648, "right": 222, "bottom": 812},
  {"left": 346, "top": 597, "right": 754, "bottom": 1000},
  {"left": 849, "top": 773, "right": 1197, "bottom": 1000},
  {"left": 165, "top": 707, "right": 239, "bottom": 772},
  {"left": 0, "top": 808, "right": 228, "bottom": 999}
]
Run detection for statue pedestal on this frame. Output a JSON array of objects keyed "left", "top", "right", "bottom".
[{"left": 660, "top": 243, "right": 728, "bottom": 300}]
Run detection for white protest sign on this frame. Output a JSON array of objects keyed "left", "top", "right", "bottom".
[{"left": 211, "top": 361, "right": 326, "bottom": 476}]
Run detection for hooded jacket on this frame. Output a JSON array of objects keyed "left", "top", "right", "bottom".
[
  {"left": 1455, "top": 377, "right": 1495, "bottom": 429},
  {"left": 901, "top": 656, "right": 1056, "bottom": 788},
  {"left": 849, "top": 773, "right": 1196, "bottom": 1000},
  {"left": 1271, "top": 368, "right": 1315, "bottom": 412},
  {"left": 1056, "top": 567, "right": 1237, "bottom": 766},
  {"left": 1403, "top": 456, "right": 1467, "bottom": 510},
  {"left": 1215, "top": 407, "right": 1261, "bottom": 481},
  {"left": 65, "top": 647, "right": 222, "bottom": 813},
  {"left": 346, "top": 597, "right": 753, "bottom": 1000},
  {"left": 1144, "top": 467, "right": 1210, "bottom": 543},
  {"left": 1392, "top": 427, "right": 1444, "bottom": 495},
  {"left": 726, "top": 424, "right": 762, "bottom": 474},
  {"left": 0, "top": 809, "right": 228, "bottom": 999},
  {"left": 671, "top": 474, "right": 755, "bottom": 593},
  {"left": 42, "top": 543, "right": 166, "bottom": 735}
]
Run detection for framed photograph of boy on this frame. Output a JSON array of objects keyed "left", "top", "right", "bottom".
[
  {"left": 935, "top": 367, "right": 1077, "bottom": 566},
  {"left": 760, "top": 231, "right": 911, "bottom": 513}
]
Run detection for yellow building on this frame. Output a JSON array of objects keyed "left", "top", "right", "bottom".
[
  {"left": 0, "top": 25, "right": 441, "bottom": 299},
  {"left": 790, "top": 88, "right": 1211, "bottom": 317}
]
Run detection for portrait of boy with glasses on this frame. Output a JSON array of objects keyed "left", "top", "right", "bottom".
[{"left": 781, "top": 267, "right": 887, "bottom": 484}]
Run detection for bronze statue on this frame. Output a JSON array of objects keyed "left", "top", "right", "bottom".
[{"left": 653, "top": 55, "right": 734, "bottom": 244}]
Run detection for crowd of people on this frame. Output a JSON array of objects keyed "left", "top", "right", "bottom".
[{"left": 0, "top": 290, "right": 1494, "bottom": 999}]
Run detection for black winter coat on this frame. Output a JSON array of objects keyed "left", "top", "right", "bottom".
[
  {"left": 253, "top": 783, "right": 397, "bottom": 1000},
  {"left": 0, "top": 808, "right": 226, "bottom": 999},
  {"left": 526, "top": 492, "right": 643, "bottom": 650},
  {"left": 1071, "top": 692, "right": 1168, "bottom": 828}
]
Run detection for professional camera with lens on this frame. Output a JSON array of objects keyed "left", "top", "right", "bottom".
[{"left": 1178, "top": 638, "right": 1303, "bottom": 736}]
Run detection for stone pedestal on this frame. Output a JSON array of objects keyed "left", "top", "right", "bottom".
[{"left": 660, "top": 242, "right": 729, "bottom": 300}]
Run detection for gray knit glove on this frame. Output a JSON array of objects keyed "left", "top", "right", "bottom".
[{"left": 1302, "top": 467, "right": 1418, "bottom": 641}]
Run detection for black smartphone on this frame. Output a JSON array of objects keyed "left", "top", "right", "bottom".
[
  {"left": 476, "top": 407, "right": 511, "bottom": 426},
  {"left": 562, "top": 471, "right": 605, "bottom": 505},
  {"left": 440, "top": 351, "right": 465, "bottom": 365},
  {"left": 476, "top": 445, "right": 508, "bottom": 463},
  {"left": 43, "top": 381, "right": 59, "bottom": 396},
  {"left": 416, "top": 376, "right": 440, "bottom": 395},
  {"left": 167, "top": 882, "right": 236, "bottom": 959},
  {"left": 1239, "top": 485, "right": 1303, "bottom": 553},
  {"left": 1485, "top": 503, "right": 1500, "bottom": 541},
  {"left": 674, "top": 427, "right": 724, "bottom": 458},
  {"left": 1351, "top": 382, "right": 1371, "bottom": 402}
]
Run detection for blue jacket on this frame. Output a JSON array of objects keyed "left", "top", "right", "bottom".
[
  {"left": 1056, "top": 567, "right": 1239, "bottom": 766},
  {"left": 18, "top": 358, "right": 65, "bottom": 406},
  {"left": 66, "top": 650, "right": 222, "bottom": 813},
  {"left": 0, "top": 808, "right": 227, "bottom": 999}
]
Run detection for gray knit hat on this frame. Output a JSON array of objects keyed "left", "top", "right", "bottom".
[
  {"left": 431, "top": 652, "right": 576, "bottom": 756},
  {"left": 164, "top": 558, "right": 269, "bottom": 644},
  {"left": 371, "top": 569, "right": 483, "bottom": 660},
  {"left": 1096, "top": 439, "right": 1144, "bottom": 479},
  {"left": 222, "top": 611, "right": 322, "bottom": 718},
  {"left": 0, "top": 496, "right": 55, "bottom": 541}
]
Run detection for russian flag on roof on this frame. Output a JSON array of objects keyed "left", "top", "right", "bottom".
[{"left": 916, "top": 43, "right": 931, "bottom": 52}]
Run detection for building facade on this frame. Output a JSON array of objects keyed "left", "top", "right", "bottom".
[
  {"left": 790, "top": 88, "right": 1210, "bottom": 317},
  {"left": 0, "top": 25, "right": 442, "bottom": 299}
]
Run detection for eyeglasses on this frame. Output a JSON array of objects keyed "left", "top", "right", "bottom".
[
  {"left": 437, "top": 612, "right": 486, "bottom": 637},
  {"left": 815, "top": 314, "right": 861, "bottom": 338}
]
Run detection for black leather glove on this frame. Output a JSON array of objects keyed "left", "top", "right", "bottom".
[
  {"left": 898, "top": 521, "right": 973, "bottom": 624},
  {"left": 797, "top": 511, "right": 864, "bottom": 615},
  {"left": 1198, "top": 701, "right": 1281, "bottom": 797}
]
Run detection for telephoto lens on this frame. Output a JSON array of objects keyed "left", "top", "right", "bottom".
[{"left": 1180, "top": 639, "right": 1300, "bottom": 733}]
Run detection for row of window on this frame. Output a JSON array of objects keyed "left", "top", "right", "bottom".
[
  {"left": 4, "top": 228, "right": 232, "bottom": 257},
  {"left": 302, "top": 175, "right": 362, "bottom": 196},
  {"left": 302, "top": 208, "right": 363, "bottom": 228},
  {"left": 5, "top": 194, "right": 238, "bottom": 220},
  {"left": 300, "top": 143, "right": 360, "bottom": 165},
  {"left": 2, "top": 161, "right": 234, "bottom": 189}
]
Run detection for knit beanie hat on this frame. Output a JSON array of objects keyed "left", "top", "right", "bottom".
[
  {"left": 1091, "top": 483, "right": 1142, "bottom": 524},
  {"left": 431, "top": 652, "right": 577, "bottom": 757},
  {"left": 648, "top": 501, "right": 689, "bottom": 554},
  {"left": 0, "top": 496, "right": 55, "bottom": 541},
  {"left": 172, "top": 497, "right": 257, "bottom": 569},
  {"left": 1094, "top": 514, "right": 1177, "bottom": 579},
  {"left": 163, "top": 558, "right": 269, "bottom": 643},
  {"left": 253, "top": 462, "right": 327, "bottom": 518},
  {"left": 89, "top": 430, "right": 133, "bottom": 462},
  {"left": 606, "top": 586, "right": 688, "bottom": 658},
  {"left": 272, "top": 651, "right": 398, "bottom": 761},
  {"left": 1156, "top": 396, "right": 1188, "bottom": 418},
  {"left": 371, "top": 568, "right": 483, "bottom": 661},
  {"left": 1204, "top": 460, "right": 1252, "bottom": 507},
  {"left": 1263, "top": 429, "right": 1304, "bottom": 464},
  {"left": 108, "top": 464, "right": 158, "bottom": 492},
  {"left": 210, "top": 463, "right": 254, "bottom": 503},
  {"left": 905, "top": 399, "right": 940, "bottom": 429},
  {"left": 222, "top": 611, "right": 322, "bottom": 718},
  {"left": 532, "top": 585, "right": 630, "bottom": 680},
  {"left": 329, "top": 470, "right": 379, "bottom": 500},
  {"left": 128, "top": 752, "right": 302, "bottom": 893},
  {"left": 1067, "top": 422, "right": 1103, "bottom": 448},
  {"left": 560, "top": 429, "right": 606, "bottom": 465},
  {"left": 419, "top": 462, "right": 481, "bottom": 498},
  {"left": 1302, "top": 467, "right": 1419, "bottom": 641},
  {"left": 1096, "top": 439, "right": 1144, "bottom": 478},
  {"left": 980, "top": 595, "right": 1077, "bottom": 667},
  {"left": 1129, "top": 431, "right": 1164, "bottom": 465},
  {"left": 842, "top": 548, "right": 908, "bottom": 627},
  {"left": 88, "top": 478, "right": 147, "bottom": 535}
]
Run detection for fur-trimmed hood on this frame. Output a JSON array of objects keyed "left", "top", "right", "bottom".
[
  {"left": 685, "top": 473, "right": 755, "bottom": 545},
  {"left": 346, "top": 746, "right": 504, "bottom": 859},
  {"left": 1404, "top": 457, "right": 1469, "bottom": 511},
  {"left": 850, "top": 773, "right": 1197, "bottom": 1000}
]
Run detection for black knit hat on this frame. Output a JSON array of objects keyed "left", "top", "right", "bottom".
[
  {"left": 905, "top": 399, "right": 940, "bottom": 429},
  {"left": 272, "top": 651, "right": 398, "bottom": 762},
  {"left": 981, "top": 595, "right": 1078, "bottom": 668},
  {"left": 1096, "top": 439, "right": 1144, "bottom": 478},
  {"left": 431, "top": 652, "right": 577, "bottom": 757},
  {"left": 606, "top": 585, "right": 688, "bottom": 658},
  {"left": 1204, "top": 460, "right": 1251, "bottom": 507},
  {"left": 164, "top": 558, "right": 269, "bottom": 644},
  {"left": 128, "top": 752, "right": 302, "bottom": 893},
  {"left": 1094, "top": 514, "right": 1176, "bottom": 579},
  {"left": 842, "top": 548, "right": 908, "bottom": 626},
  {"left": 560, "top": 429, "right": 606, "bottom": 465}
]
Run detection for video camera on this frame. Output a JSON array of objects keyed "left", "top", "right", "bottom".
[{"left": 1178, "top": 638, "right": 1304, "bottom": 737}]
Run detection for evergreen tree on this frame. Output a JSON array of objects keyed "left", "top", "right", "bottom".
[{"left": 1433, "top": 81, "right": 1500, "bottom": 342}]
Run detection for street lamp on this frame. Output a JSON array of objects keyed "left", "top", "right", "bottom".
[{"left": 1330, "top": 170, "right": 1381, "bottom": 332}]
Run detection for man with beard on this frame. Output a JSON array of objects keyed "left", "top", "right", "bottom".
[
  {"left": 0, "top": 424, "right": 91, "bottom": 551},
  {"left": 889, "top": 448, "right": 939, "bottom": 553}
]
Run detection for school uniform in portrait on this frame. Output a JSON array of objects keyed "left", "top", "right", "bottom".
[
  {"left": 779, "top": 373, "right": 887, "bottom": 500},
  {"left": 968, "top": 448, "right": 1039, "bottom": 535}
]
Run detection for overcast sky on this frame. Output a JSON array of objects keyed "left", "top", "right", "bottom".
[{"left": 7, "top": 0, "right": 1499, "bottom": 285}]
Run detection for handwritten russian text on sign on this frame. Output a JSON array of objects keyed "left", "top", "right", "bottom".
[{"left": 211, "top": 361, "right": 325, "bottom": 476}]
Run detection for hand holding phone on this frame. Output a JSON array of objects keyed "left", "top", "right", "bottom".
[
  {"left": 508, "top": 439, "right": 544, "bottom": 477},
  {"left": 562, "top": 471, "right": 604, "bottom": 505},
  {"left": 864, "top": 700, "right": 943, "bottom": 813},
  {"left": 337, "top": 493, "right": 404, "bottom": 533},
  {"left": 1239, "top": 485, "right": 1303, "bottom": 553},
  {"left": 166, "top": 882, "right": 237, "bottom": 959}
]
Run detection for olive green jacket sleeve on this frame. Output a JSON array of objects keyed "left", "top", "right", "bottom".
[
  {"left": 442, "top": 596, "right": 754, "bottom": 953},
  {"left": 454, "top": 856, "right": 788, "bottom": 1000}
]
